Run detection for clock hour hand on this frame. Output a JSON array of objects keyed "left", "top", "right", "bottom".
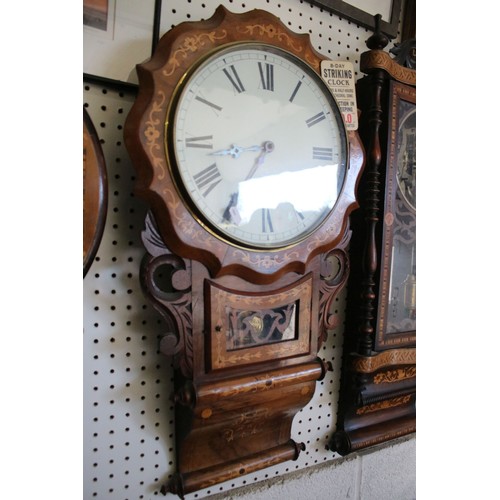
[
  {"left": 245, "top": 141, "right": 274, "bottom": 180},
  {"left": 210, "top": 144, "right": 261, "bottom": 159}
]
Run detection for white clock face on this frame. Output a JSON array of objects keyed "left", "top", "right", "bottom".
[{"left": 169, "top": 43, "right": 347, "bottom": 249}]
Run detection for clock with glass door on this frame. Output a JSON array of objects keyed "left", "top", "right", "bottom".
[
  {"left": 125, "top": 6, "right": 364, "bottom": 497},
  {"left": 329, "top": 21, "right": 416, "bottom": 458},
  {"left": 169, "top": 43, "right": 347, "bottom": 250}
]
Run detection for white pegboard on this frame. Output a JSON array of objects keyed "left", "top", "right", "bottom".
[
  {"left": 83, "top": 1, "right": 402, "bottom": 499},
  {"left": 83, "top": 82, "right": 176, "bottom": 499},
  {"left": 158, "top": 0, "right": 385, "bottom": 80}
]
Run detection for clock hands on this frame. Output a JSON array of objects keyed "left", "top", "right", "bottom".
[
  {"left": 245, "top": 141, "right": 274, "bottom": 180},
  {"left": 209, "top": 140, "right": 274, "bottom": 178},
  {"left": 221, "top": 141, "right": 275, "bottom": 224},
  {"left": 210, "top": 144, "right": 261, "bottom": 159}
]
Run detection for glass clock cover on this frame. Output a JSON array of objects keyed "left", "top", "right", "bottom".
[
  {"left": 385, "top": 99, "right": 416, "bottom": 333},
  {"left": 376, "top": 84, "right": 416, "bottom": 345},
  {"left": 168, "top": 43, "right": 347, "bottom": 249}
]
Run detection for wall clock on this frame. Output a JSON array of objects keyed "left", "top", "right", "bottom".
[
  {"left": 124, "top": 6, "right": 364, "bottom": 496},
  {"left": 329, "top": 21, "right": 416, "bottom": 456},
  {"left": 83, "top": 107, "right": 108, "bottom": 277}
]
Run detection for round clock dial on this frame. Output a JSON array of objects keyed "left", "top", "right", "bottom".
[{"left": 168, "top": 43, "right": 348, "bottom": 249}]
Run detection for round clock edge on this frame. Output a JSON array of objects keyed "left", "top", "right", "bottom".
[
  {"left": 83, "top": 106, "right": 108, "bottom": 277},
  {"left": 124, "top": 6, "right": 365, "bottom": 282}
]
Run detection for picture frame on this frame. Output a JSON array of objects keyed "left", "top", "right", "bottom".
[
  {"left": 309, "top": 0, "right": 402, "bottom": 39},
  {"left": 83, "top": 0, "right": 116, "bottom": 40},
  {"left": 83, "top": 0, "right": 157, "bottom": 84}
]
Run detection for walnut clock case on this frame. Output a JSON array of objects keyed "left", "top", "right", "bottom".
[
  {"left": 329, "top": 23, "right": 416, "bottom": 456},
  {"left": 124, "top": 6, "right": 364, "bottom": 497}
]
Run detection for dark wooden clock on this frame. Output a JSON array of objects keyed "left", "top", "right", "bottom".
[
  {"left": 124, "top": 6, "right": 364, "bottom": 496},
  {"left": 329, "top": 18, "right": 416, "bottom": 456}
]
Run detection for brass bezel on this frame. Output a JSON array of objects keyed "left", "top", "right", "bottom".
[{"left": 164, "top": 41, "right": 349, "bottom": 252}]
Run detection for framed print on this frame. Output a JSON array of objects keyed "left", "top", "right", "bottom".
[
  {"left": 83, "top": 0, "right": 156, "bottom": 84},
  {"left": 84, "top": 0, "right": 115, "bottom": 39},
  {"left": 309, "top": 0, "right": 402, "bottom": 39}
]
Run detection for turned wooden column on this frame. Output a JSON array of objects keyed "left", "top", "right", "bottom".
[{"left": 358, "top": 18, "right": 389, "bottom": 356}]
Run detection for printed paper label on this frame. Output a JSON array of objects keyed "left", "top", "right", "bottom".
[{"left": 321, "top": 60, "right": 358, "bottom": 130}]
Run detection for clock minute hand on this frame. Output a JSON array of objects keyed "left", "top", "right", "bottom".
[
  {"left": 245, "top": 141, "right": 274, "bottom": 180},
  {"left": 221, "top": 140, "right": 274, "bottom": 224},
  {"left": 210, "top": 144, "right": 261, "bottom": 159}
]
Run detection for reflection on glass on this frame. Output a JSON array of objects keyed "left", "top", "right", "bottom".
[
  {"left": 385, "top": 100, "right": 416, "bottom": 335},
  {"left": 173, "top": 44, "right": 348, "bottom": 248},
  {"left": 232, "top": 163, "right": 338, "bottom": 225},
  {"left": 226, "top": 303, "right": 297, "bottom": 351}
]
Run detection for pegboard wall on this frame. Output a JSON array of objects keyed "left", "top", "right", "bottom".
[{"left": 83, "top": 1, "right": 400, "bottom": 499}]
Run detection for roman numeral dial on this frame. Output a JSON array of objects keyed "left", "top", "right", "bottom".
[
  {"left": 193, "top": 163, "right": 222, "bottom": 197},
  {"left": 289, "top": 80, "right": 302, "bottom": 102},
  {"left": 258, "top": 62, "right": 274, "bottom": 91},
  {"left": 261, "top": 209, "right": 274, "bottom": 233},
  {"left": 312, "top": 147, "right": 333, "bottom": 161},
  {"left": 185, "top": 136, "right": 213, "bottom": 149},
  {"left": 171, "top": 44, "right": 347, "bottom": 249},
  {"left": 223, "top": 65, "right": 245, "bottom": 93},
  {"left": 195, "top": 95, "right": 223, "bottom": 112},
  {"left": 306, "top": 112, "right": 327, "bottom": 128}
]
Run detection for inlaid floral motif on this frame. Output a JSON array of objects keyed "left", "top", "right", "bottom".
[
  {"left": 374, "top": 366, "right": 416, "bottom": 384},
  {"left": 143, "top": 90, "right": 166, "bottom": 180},
  {"left": 233, "top": 250, "right": 300, "bottom": 270},
  {"left": 356, "top": 395, "right": 412, "bottom": 415},
  {"left": 163, "top": 30, "right": 228, "bottom": 76},
  {"left": 237, "top": 23, "right": 318, "bottom": 69}
]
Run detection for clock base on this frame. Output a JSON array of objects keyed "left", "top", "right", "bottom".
[
  {"left": 330, "top": 413, "right": 416, "bottom": 456},
  {"left": 329, "top": 348, "right": 416, "bottom": 456},
  {"left": 163, "top": 358, "right": 329, "bottom": 497},
  {"left": 163, "top": 440, "right": 304, "bottom": 497}
]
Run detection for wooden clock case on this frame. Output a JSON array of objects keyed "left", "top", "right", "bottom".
[
  {"left": 329, "top": 20, "right": 416, "bottom": 456},
  {"left": 124, "top": 6, "right": 364, "bottom": 496}
]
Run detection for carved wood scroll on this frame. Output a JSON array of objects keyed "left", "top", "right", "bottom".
[{"left": 141, "top": 210, "right": 347, "bottom": 495}]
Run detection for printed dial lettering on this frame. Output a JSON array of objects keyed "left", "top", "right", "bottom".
[
  {"left": 223, "top": 65, "right": 245, "bottom": 93},
  {"left": 258, "top": 62, "right": 274, "bottom": 91},
  {"left": 306, "top": 112, "right": 326, "bottom": 128},
  {"left": 289, "top": 80, "right": 302, "bottom": 102},
  {"left": 185, "top": 135, "right": 213, "bottom": 149},
  {"left": 261, "top": 208, "right": 274, "bottom": 233},
  {"left": 193, "top": 163, "right": 222, "bottom": 197},
  {"left": 195, "top": 95, "right": 223, "bottom": 112},
  {"left": 312, "top": 147, "right": 333, "bottom": 161}
]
